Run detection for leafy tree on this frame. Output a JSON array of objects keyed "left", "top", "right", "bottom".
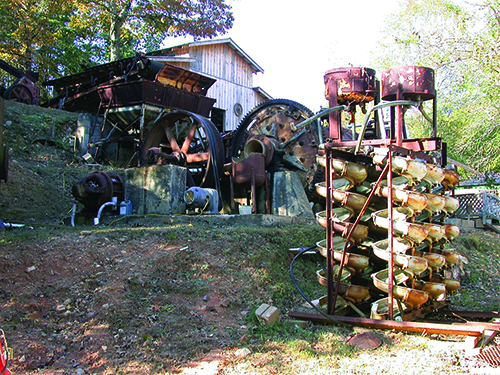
[
  {"left": 0, "top": 0, "right": 97, "bottom": 98},
  {"left": 73, "top": 0, "right": 234, "bottom": 61},
  {"left": 0, "top": 0, "right": 233, "bottom": 100},
  {"left": 372, "top": 0, "right": 500, "bottom": 173}
]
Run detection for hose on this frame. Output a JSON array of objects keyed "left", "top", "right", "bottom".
[
  {"left": 94, "top": 201, "right": 117, "bottom": 225},
  {"left": 70, "top": 203, "right": 77, "bottom": 227},
  {"left": 290, "top": 245, "right": 346, "bottom": 326}
]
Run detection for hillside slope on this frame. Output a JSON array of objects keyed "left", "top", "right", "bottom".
[{"left": 1, "top": 101, "right": 81, "bottom": 225}]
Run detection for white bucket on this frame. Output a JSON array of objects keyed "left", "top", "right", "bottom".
[{"left": 238, "top": 205, "right": 252, "bottom": 215}]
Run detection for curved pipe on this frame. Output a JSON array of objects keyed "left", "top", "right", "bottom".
[
  {"left": 94, "top": 201, "right": 117, "bottom": 225},
  {"left": 355, "top": 100, "right": 418, "bottom": 154},
  {"left": 71, "top": 203, "right": 77, "bottom": 227}
]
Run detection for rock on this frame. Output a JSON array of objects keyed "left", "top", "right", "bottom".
[{"left": 234, "top": 348, "right": 251, "bottom": 358}]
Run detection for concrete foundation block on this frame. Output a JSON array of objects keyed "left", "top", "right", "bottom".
[
  {"left": 124, "top": 165, "right": 187, "bottom": 215},
  {"left": 255, "top": 303, "right": 280, "bottom": 326},
  {"left": 459, "top": 219, "right": 476, "bottom": 228},
  {"left": 271, "top": 171, "right": 314, "bottom": 218}
]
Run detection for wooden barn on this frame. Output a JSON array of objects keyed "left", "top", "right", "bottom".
[{"left": 147, "top": 38, "right": 272, "bottom": 132}]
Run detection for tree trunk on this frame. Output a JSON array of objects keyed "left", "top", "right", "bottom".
[
  {"left": 109, "top": 15, "right": 122, "bottom": 61},
  {"left": 108, "top": 0, "right": 132, "bottom": 61}
]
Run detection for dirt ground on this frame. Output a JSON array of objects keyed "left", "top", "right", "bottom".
[
  {"left": 1, "top": 221, "right": 498, "bottom": 375},
  {"left": 0, "top": 222, "right": 293, "bottom": 374},
  {"left": 0, "top": 101, "right": 499, "bottom": 374}
]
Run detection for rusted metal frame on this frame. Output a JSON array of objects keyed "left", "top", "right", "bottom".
[
  {"left": 414, "top": 319, "right": 500, "bottom": 333},
  {"left": 328, "top": 80, "right": 342, "bottom": 141},
  {"left": 390, "top": 143, "right": 443, "bottom": 165},
  {"left": 326, "top": 147, "right": 334, "bottom": 314},
  {"left": 400, "top": 301, "right": 448, "bottom": 321},
  {"left": 388, "top": 149, "right": 394, "bottom": 319},
  {"left": 330, "top": 161, "right": 390, "bottom": 313},
  {"left": 326, "top": 137, "right": 442, "bottom": 151},
  {"left": 288, "top": 311, "right": 500, "bottom": 336},
  {"left": 396, "top": 91, "right": 405, "bottom": 147},
  {"left": 354, "top": 100, "right": 418, "bottom": 154},
  {"left": 264, "top": 172, "right": 270, "bottom": 214}
]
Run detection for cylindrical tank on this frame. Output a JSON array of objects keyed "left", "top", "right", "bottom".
[
  {"left": 324, "top": 67, "right": 377, "bottom": 105},
  {"left": 381, "top": 66, "right": 435, "bottom": 101}
]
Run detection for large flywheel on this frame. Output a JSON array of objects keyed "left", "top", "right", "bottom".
[
  {"left": 140, "top": 110, "right": 224, "bottom": 189},
  {"left": 231, "top": 99, "right": 320, "bottom": 187}
]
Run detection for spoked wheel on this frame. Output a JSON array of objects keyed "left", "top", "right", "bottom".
[
  {"left": 231, "top": 99, "right": 320, "bottom": 188},
  {"left": 140, "top": 110, "right": 224, "bottom": 188},
  {"left": 4, "top": 84, "right": 33, "bottom": 105}
]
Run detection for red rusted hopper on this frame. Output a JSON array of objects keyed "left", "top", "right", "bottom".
[
  {"left": 381, "top": 66, "right": 436, "bottom": 101},
  {"left": 324, "top": 67, "right": 378, "bottom": 141}
]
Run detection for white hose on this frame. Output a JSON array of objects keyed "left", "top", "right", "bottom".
[
  {"left": 94, "top": 201, "right": 117, "bottom": 225},
  {"left": 71, "top": 203, "right": 77, "bottom": 227}
]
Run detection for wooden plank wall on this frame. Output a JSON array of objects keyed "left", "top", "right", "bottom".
[{"left": 189, "top": 44, "right": 267, "bottom": 131}]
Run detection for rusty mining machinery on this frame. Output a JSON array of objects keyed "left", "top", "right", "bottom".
[
  {"left": 54, "top": 54, "right": 323, "bottom": 217},
  {"left": 287, "top": 65, "right": 500, "bottom": 343},
  {"left": 0, "top": 59, "right": 40, "bottom": 105}
]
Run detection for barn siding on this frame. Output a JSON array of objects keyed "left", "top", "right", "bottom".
[
  {"left": 150, "top": 40, "right": 270, "bottom": 131},
  {"left": 207, "top": 83, "right": 264, "bottom": 131}
]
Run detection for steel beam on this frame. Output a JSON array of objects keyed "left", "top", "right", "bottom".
[{"left": 289, "top": 311, "right": 500, "bottom": 337}]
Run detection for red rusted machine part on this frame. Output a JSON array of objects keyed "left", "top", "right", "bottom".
[
  {"left": 0, "top": 58, "right": 40, "bottom": 105},
  {"left": 314, "top": 66, "right": 468, "bottom": 332},
  {"left": 230, "top": 99, "right": 320, "bottom": 191},
  {"left": 289, "top": 311, "right": 500, "bottom": 337},
  {"left": 323, "top": 66, "right": 442, "bottom": 160},
  {"left": 324, "top": 67, "right": 378, "bottom": 141},
  {"left": 72, "top": 171, "right": 125, "bottom": 213},
  {"left": 140, "top": 109, "right": 224, "bottom": 189},
  {"left": 381, "top": 66, "right": 437, "bottom": 145},
  {"left": 243, "top": 135, "right": 278, "bottom": 167},
  {"left": 231, "top": 152, "right": 269, "bottom": 214},
  {"left": 232, "top": 153, "right": 267, "bottom": 186},
  {"left": 381, "top": 66, "right": 436, "bottom": 101}
]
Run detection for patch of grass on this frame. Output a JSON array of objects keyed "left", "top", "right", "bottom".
[{"left": 449, "top": 230, "right": 500, "bottom": 311}]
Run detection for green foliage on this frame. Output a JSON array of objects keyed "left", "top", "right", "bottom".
[
  {"left": 72, "top": 0, "right": 234, "bottom": 61},
  {"left": 372, "top": 0, "right": 500, "bottom": 173},
  {"left": 0, "top": 0, "right": 234, "bottom": 97}
]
